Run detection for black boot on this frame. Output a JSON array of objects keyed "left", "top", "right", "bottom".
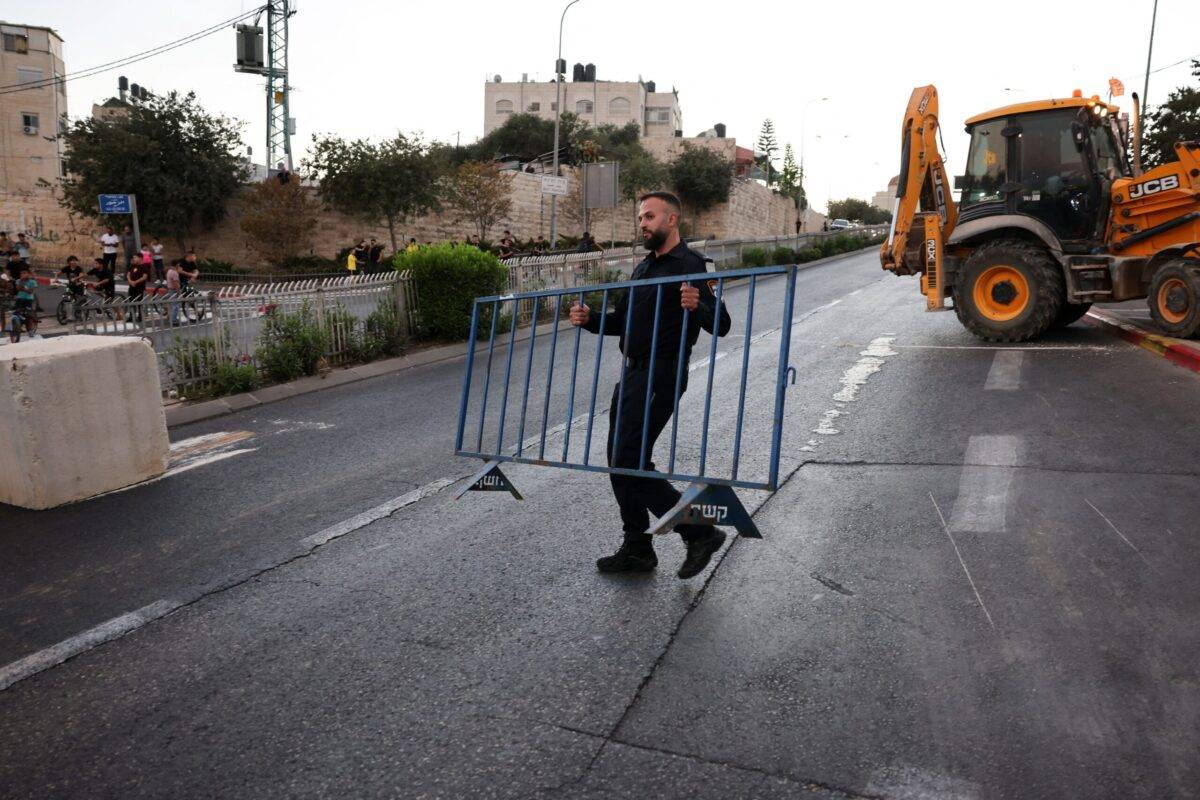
[
  {"left": 596, "top": 536, "right": 657, "bottom": 573},
  {"left": 677, "top": 528, "right": 726, "bottom": 579}
]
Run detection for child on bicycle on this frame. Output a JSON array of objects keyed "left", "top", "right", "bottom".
[{"left": 13, "top": 265, "right": 38, "bottom": 339}]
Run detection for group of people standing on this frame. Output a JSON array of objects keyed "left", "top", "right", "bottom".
[{"left": 346, "top": 238, "right": 387, "bottom": 273}]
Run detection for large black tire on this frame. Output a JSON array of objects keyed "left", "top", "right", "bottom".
[
  {"left": 1052, "top": 301, "right": 1092, "bottom": 329},
  {"left": 953, "top": 239, "right": 1064, "bottom": 342},
  {"left": 1146, "top": 260, "right": 1200, "bottom": 338}
]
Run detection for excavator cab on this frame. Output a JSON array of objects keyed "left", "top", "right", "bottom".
[{"left": 957, "top": 101, "right": 1130, "bottom": 250}]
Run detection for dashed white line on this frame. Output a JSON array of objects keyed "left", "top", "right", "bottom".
[
  {"left": 0, "top": 599, "right": 182, "bottom": 692},
  {"left": 948, "top": 435, "right": 1021, "bottom": 533},
  {"left": 984, "top": 351, "right": 1024, "bottom": 391},
  {"left": 300, "top": 476, "right": 457, "bottom": 546}
]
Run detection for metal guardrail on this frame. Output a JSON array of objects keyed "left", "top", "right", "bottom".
[
  {"left": 453, "top": 263, "right": 799, "bottom": 538},
  {"left": 68, "top": 273, "right": 413, "bottom": 398}
]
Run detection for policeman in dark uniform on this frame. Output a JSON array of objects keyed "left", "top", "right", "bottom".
[{"left": 570, "top": 191, "right": 731, "bottom": 578}]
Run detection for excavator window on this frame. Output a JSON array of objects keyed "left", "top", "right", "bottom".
[
  {"left": 1016, "top": 109, "right": 1094, "bottom": 241},
  {"left": 959, "top": 120, "right": 1008, "bottom": 208}
]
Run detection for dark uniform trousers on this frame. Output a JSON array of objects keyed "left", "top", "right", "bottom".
[{"left": 606, "top": 357, "right": 710, "bottom": 546}]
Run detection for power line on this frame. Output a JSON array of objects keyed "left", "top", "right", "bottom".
[{"left": 0, "top": 7, "right": 266, "bottom": 96}]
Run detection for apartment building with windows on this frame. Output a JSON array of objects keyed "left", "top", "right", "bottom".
[
  {"left": 0, "top": 21, "right": 67, "bottom": 192},
  {"left": 483, "top": 66, "right": 682, "bottom": 141}
]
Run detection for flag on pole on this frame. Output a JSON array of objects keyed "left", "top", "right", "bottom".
[{"left": 1109, "top": 78, "right": 1125, "bottom": 97}]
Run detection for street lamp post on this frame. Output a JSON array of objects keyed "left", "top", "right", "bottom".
[
  {"left": 1142, "top": 0, "right": 1159, "bottom": 108},
  {"left": 798, "top": 97, "right": 828, "bottom": 231},
  {"left": 550, "top": 0, "right": 583, "bottom": 250}
]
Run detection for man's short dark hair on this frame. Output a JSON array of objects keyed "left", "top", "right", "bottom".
[
  {"left": 67, "top": 255, "right": 78, "bottom": 262},
  {"left": 638, "top": 191, "right": 682, "bottom": 215}
]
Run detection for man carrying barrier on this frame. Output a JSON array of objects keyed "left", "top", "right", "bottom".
[
  {"left": 454, "top": 195, "right": 799, "bottom": 583},
  {"left": 569, "top": 192, "right": 731, "bottom": 577}
]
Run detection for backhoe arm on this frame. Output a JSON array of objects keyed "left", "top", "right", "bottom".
[{"left": 880, "top": 85, "right": 959, "bottom": 279}]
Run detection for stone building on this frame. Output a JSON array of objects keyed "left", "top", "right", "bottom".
[
  {"left": 483, "top": 69, "right": 681, "bottom": 140},
  {"left": 0, "top": 21, "right": 67, "bottom": 192},
  {"left": 872, "top": 176, "right": 899, "bottom": 212}
]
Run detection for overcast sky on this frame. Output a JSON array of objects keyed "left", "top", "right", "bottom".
[{"left": 17, "top": 0, "right": 1200, "bottom": 215}]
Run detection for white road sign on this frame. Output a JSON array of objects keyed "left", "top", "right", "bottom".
[{"left": 541, "top": 175, "right": 570, "bottom": 196}]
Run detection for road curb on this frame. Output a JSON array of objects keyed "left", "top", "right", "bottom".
[
  {"left": 165, "top": 245, "right": 879, "bottom": 428},
  {"left": 1085, "top": 308, "right": 1200, "bottom": 374}
]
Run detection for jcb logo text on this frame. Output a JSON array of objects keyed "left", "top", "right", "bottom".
[{"left": 1128, "top": 175, "right": 1180, "bottom": 199}]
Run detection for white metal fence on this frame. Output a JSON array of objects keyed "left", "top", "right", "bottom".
[{"left": 69, "top": 273, "right": 414, "bottom": 399}]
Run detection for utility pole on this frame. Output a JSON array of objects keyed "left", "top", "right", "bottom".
[
  {"left": 265, "top": 0, "right": 295, "bottom": 172},
  {"left": 550, "top": 0, "right": 583, "bottom": 249},
  {"left": 1142, "top": 0, "right": 1159, "bottom": 109},
  {"left": 236, "top": 2, "right": 295, "bottom": 174}
]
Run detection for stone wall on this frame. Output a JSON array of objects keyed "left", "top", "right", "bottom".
[{"left": 2, "top": 168, "right": 798, "bottom": 269}]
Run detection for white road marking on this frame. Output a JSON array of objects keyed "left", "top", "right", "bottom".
[
  {"left": 299, "top": 476, "right": 457, "bottom": 546},
  {"left": 1085, "top": 499, "right": 1147, "bottom": 562},
  {"left": 883, "top": 344, "right": 1111, "bottom": 351},
  {"left": 164, "top": 448, "right": 258, "bottom": 478},
  {"left": 948, "top": 436, "right": 1021, "bottom": 533},
  {"left": 0, "top": 599, "right": 182, "bottom": 692},
  {"left": 810, "top": 336, "right": 898, "bottom": 438},
  {"left": 984, "top": 351, "right": 1024, "bottom": 391},
  {"left": 3, "top": 474, "right": 459, "bottom": 693},
  {"left": 930, "top": 492, "right": 997, "bottom": 632}
]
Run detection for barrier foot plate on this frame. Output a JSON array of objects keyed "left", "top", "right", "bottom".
[
  {"left": 454, "top": 460, "right": 523, "bottom": 500},
  {"left": 646, "top": 482, "right": 761, "bottom": 539}
]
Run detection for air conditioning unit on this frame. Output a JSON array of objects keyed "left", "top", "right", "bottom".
[{"left": 22, "top": 125, "right": 37, "bottom": 135}]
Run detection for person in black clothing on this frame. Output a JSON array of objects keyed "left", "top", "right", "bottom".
[
  {"left": 126, "top": 258, "right": 149, "bottom": 322},
  {"left": 368, "top": 238, "right": 384, "bottom": 270},
  {"left": 569, "top": 191, "right": 732, "bottom": 579},
  {"left": 61, "top": 256, "right": 85, "bottom": 298},
  {"left": 87, "top": 256, "right": 123, "bottom": 321},
  {"left": 353, "top": 239, "right": 369, "bottom": 273},
  {"left": 575, "top": 231, "right": 599, "bottom": 253}
]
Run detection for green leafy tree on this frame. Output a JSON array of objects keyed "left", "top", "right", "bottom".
[
  {"left": 1142, "top": 60, "right": 1200, "bottom": 169},
  {"left": 470, "top": 111, "right": 584, "bottom": 163},
  {"left": 669, "top": 144, "right": 733, "bottom": 220},
  {"left": 239, "top": 179, "right": 321, "bottom": 268},
  {"left": 57, "top": 90, "right": 247, "bottom": 253},
  {"left": 756, "top": 118, "right": 779, "bottom": 185},
  {"left": 446, "top": 161, "right": 514, "bottom": 241},
  {"left": 827, "top": 197, "right": 891, "bottom": 224},
  {"left": 304, "top": 133, "right": 442, "bottom": 251}
]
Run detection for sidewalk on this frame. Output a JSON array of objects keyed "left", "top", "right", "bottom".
[{"left": 1086, "top": 300, "right": 1200, "bottom": 373}]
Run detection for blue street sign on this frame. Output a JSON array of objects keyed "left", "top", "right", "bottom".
[{"left": 98, "top": 194, "right": 133, "bottom": 214}]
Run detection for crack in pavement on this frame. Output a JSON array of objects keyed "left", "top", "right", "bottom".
[{"left": 496, "top": 710, "right": 878, "bottom": 799}]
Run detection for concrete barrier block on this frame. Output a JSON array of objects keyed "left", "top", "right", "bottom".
[{"left": 0, "top": 335, "right": 169, "bottom": 509}]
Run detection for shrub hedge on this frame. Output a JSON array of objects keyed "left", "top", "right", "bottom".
[{"left": 394, "top": 243, "right": 508, "bottom": 340}]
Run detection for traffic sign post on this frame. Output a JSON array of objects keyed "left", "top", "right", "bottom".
[
  {"left": 97, "top": 194, "right": 141, "bottom": 252},
  {"left": 540, "top": 175, "right": 569, "bottom": 197}
]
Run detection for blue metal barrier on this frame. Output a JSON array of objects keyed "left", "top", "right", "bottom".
[{"left": 454, "top": 263, "right": 798, "bottom": 537}]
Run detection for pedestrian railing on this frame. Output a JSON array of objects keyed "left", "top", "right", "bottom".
[
  {"left": 500, "top": 227, "right": 886, "bottom": 306},
  {"left": 453, "top": 263, "right": 799, "bottom": 538},
  {"left": 69, "top": 273, "right": 414, "bottom": 399}
]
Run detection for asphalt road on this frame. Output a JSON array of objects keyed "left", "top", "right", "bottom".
[{"left": 2, "top": 250, "right": 1198, "bottom": 798}]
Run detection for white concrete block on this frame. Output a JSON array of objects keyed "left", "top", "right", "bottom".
[{"left": 0, "top": 335, "right": 169, "bottom": 509}]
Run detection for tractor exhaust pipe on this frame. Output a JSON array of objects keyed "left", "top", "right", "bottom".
[{"left": 1131, "top": 92, "right": 1144, "bottom": 176}]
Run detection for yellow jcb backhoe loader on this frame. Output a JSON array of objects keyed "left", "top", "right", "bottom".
[{"left": 880, "top": 85, "right": 1200, "bottom": 341}]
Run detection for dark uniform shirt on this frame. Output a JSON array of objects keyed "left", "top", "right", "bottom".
[{"left": 584, "top": 240, "right": 731, "bottom": 360}]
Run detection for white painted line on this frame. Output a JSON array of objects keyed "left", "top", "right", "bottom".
[
  {"left": 984, "top": 351, "right": 1024, "bottom": 391},
  {"left": 891, "top": 344, "right": 1111, "bottom": 351},
  {"left": 810, "top": 337, "right": 898, "bottom": 437},
  {"left": 299, "top": 477, "right": 456, "bottom": 546},
  {"left": 0, "top": 599, "right": 182, "bottom": 692},
  {"left": 948, "top": 435, "right": 1021, "bottom": 533},
  {"left": 91, "top": 448, "right": 259, "bottom": 500},
  {"left": 1085, "top": 499, "right": 1147, "bottom": 562},
  {"left": 930, "top": 492, "right": 996, "bottom": 631}
]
